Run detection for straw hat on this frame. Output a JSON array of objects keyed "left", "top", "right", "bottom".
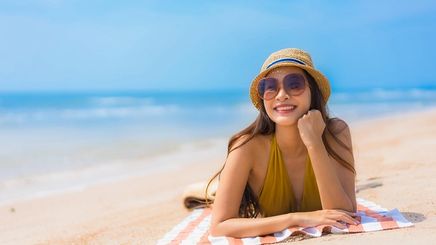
[{"left": 249, "top": 48, "right": 331, "bottom": 110}]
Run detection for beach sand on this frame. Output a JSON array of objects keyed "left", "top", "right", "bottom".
[{"left": 1, "top": 108, "right": 436, "bottom": 244}]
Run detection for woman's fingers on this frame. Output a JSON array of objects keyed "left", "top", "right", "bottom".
[
  {"left": 339, "top": 213, "right": 360, "bottom": 225},
  {"left": 333, "top": 209, "right": 357, "bottom": 217},
  {"left": 345, "top": 211, "right": 359, "bottom": 218},
  {"left": 329, "top": 211, "right": 360, "bottom": 225},
  {"left": 335, "top": 210, "right": 359, "bottom": 218},
  {"left": 328, "top": 220, "right": 347, "bottom": 230}
]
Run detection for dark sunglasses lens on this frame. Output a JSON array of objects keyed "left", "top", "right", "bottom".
[
  {"left": 284, "top": 74, "right": 306, "bottom": 95},
  {"left": 258, "top": 78, "right": 278, "bottom": 100}
]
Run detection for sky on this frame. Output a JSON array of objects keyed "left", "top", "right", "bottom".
[{"left": 1, "top": 0, "right": 436, "bottom": 92}]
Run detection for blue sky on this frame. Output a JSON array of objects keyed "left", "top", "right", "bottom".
[{"left": 1, "top": 0, "right": 435, "bottom": 92}]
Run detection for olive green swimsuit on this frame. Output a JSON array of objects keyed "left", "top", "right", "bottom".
[{"left": 258, "top": 133, "right": 322, "bottom": 217}]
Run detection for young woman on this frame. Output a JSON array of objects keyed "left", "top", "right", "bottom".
[{"left": 206, "top": 48, "right": 359, "bottom": 238}]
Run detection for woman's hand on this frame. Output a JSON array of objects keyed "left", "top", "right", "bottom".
[
  {"left": 294, "top": 209, "right": 360, "bottom": 229},
  {"left": 297, "top": 109, "right": 326, "bottom": 149}
]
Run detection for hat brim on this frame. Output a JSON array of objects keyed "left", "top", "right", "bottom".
[{"left": 249, "top": 62, "right": 331, "bottom": 110}]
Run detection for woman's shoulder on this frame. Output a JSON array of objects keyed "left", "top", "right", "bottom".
[
  {"left": 328, "top": 117, "right": 350, "bottom": 135},
  {"left": 326, "top": 117, "right": 353, "bottom": 149},
  {"left": 223, "top": 134, "right": 270, "bottom": 174},
  {"left": 229, "top": 133, "right": 271, "bottom": 156}
]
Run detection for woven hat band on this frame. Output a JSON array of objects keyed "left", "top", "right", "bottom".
[{"left": 265, "top": 58, "right": 306, "bottom": 69}]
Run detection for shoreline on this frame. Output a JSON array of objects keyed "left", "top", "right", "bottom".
[
  {"left": 0, "top": 136, "right": 229, "bottom": 207},
  {"left": 1, "top": 107, "right": 436, "bottom": 244}
]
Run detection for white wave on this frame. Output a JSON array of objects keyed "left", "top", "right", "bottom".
[
  {"left": 0, "top": 113, "right": 27, "bottom": 124},
  {"left": 89, "top": 96, "right": 154, "bottom": 106},
  {"left": 332, "top": 88, "right": 436, "bottom": 101},
  {"left": 59, "top": 104, "right": 181, "bottom": 119},
  {"left": 409, "top": 88, "right": 436, "bottom": 98},
  {"left": 0, "top": 104, "right": 182, "bottom": 124}
]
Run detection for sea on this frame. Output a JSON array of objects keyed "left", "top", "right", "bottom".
[{"left": 1, "top": 87, "right": 436, "bottom": 205}]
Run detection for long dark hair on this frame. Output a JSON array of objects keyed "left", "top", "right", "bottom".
[{"left": 205, "top": 70, "right": 355, "bottom": 218}]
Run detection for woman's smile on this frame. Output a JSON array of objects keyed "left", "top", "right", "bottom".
[{"left": 274, "top": 104, "right": 297, "bottom": 115}]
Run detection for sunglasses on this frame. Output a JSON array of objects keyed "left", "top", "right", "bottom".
[{"left": 257, "top": 73, "right": 307, "bottom": 101}]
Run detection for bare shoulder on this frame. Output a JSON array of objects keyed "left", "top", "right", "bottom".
[
  {"left": 326, "top": 117, "right": 353, "bottom": 152},
  {"left": 224, "top": 133, "right": 271, "bottom": 173},
  {"left": 326, "top": 117, "right": 355, "bottom": 164},
  {"left": 328, "top": 117, "right": 350, "bottom": 135},
  {"left": 229, "top": 133, "right": 270, "bottom": 157}
]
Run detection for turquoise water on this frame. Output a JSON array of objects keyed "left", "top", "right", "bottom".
[
  {"left": 0, "top": 90, "right": 252, "bottom": 137},
  {"left": 2, "top": 87, "right": 436, "bottom": 129},
  {"left": 0, "top": 88, "right": 435, "bottom": 204}
]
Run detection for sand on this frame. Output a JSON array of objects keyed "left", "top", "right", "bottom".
[{"left": 1, "top": 108, "right": 436, "bottom": 244}]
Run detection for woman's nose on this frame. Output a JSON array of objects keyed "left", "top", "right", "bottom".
[{"left": 276, "top": 86, "right": 289, "bottom": 101}]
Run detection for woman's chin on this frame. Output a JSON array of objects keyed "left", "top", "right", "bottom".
[{"left": 272, "top": 117, "right": 298, "bottom": 127}]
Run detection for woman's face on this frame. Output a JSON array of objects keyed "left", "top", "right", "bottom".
[{"left": 262, "top": 66, "right": 311, "bottom": 126}]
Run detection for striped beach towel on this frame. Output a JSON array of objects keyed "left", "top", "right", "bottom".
[{"left": 157, "top": 198, "right": 414, "bottom": 244}]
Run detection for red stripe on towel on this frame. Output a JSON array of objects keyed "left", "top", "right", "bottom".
[
  {"left": 170, "top": 208, "right": 211, "bottom": 244},
  {"left": 259, "top": 233, "right": 279, "bottom": 244},
  {"left": 357, "top": 204, "right": 399, "bottom": 230},
  {"left": 225, "top": 237, "right": 244, "bottom": 244},
  {"left": 198, "top": 229, "right": 211, "bottom": 244}
]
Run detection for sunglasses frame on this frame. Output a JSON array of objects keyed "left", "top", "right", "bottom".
[{"left": 256, "top": 73, "right": 307, "bottom": 101}]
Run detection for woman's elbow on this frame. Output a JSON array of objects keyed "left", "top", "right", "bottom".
[
  {"left": 209, "top": 224, "right": 219, "bottom": 237},
  {"left": 210, "top": 219, "right": 237, "bottom": 237},
  {"left": 209, "top": 221, "right": 225, "bottom": 237},
  {"left": 342, "top": 201, "right": 357, "bottom": 213},
  {"left": 322, "top": 200, "right": 356, "bottom": 213},
  {"left": 342, "top": 202, "right": 357, "bottom": 213},
  {"left": 351, "top": 203, "right": 357, "bottom": 213},
  {"left": 346, "top": 197, "right": 357, "bottom": 213}
]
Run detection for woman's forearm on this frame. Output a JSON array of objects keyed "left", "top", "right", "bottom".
[
  {"left": 211, "top": 212, "right": 301, "bottom": 238},
  {"left": 307, "top": 141, "right": 355, "bottom": 212}
]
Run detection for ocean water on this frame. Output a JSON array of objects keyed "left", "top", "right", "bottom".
[{"left": 1, "top": 88, "right": 436, "bottom": 204}]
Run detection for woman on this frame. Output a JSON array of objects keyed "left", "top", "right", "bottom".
[{"left": 206, "top": 48, "right": 359, "bottom": 238}]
